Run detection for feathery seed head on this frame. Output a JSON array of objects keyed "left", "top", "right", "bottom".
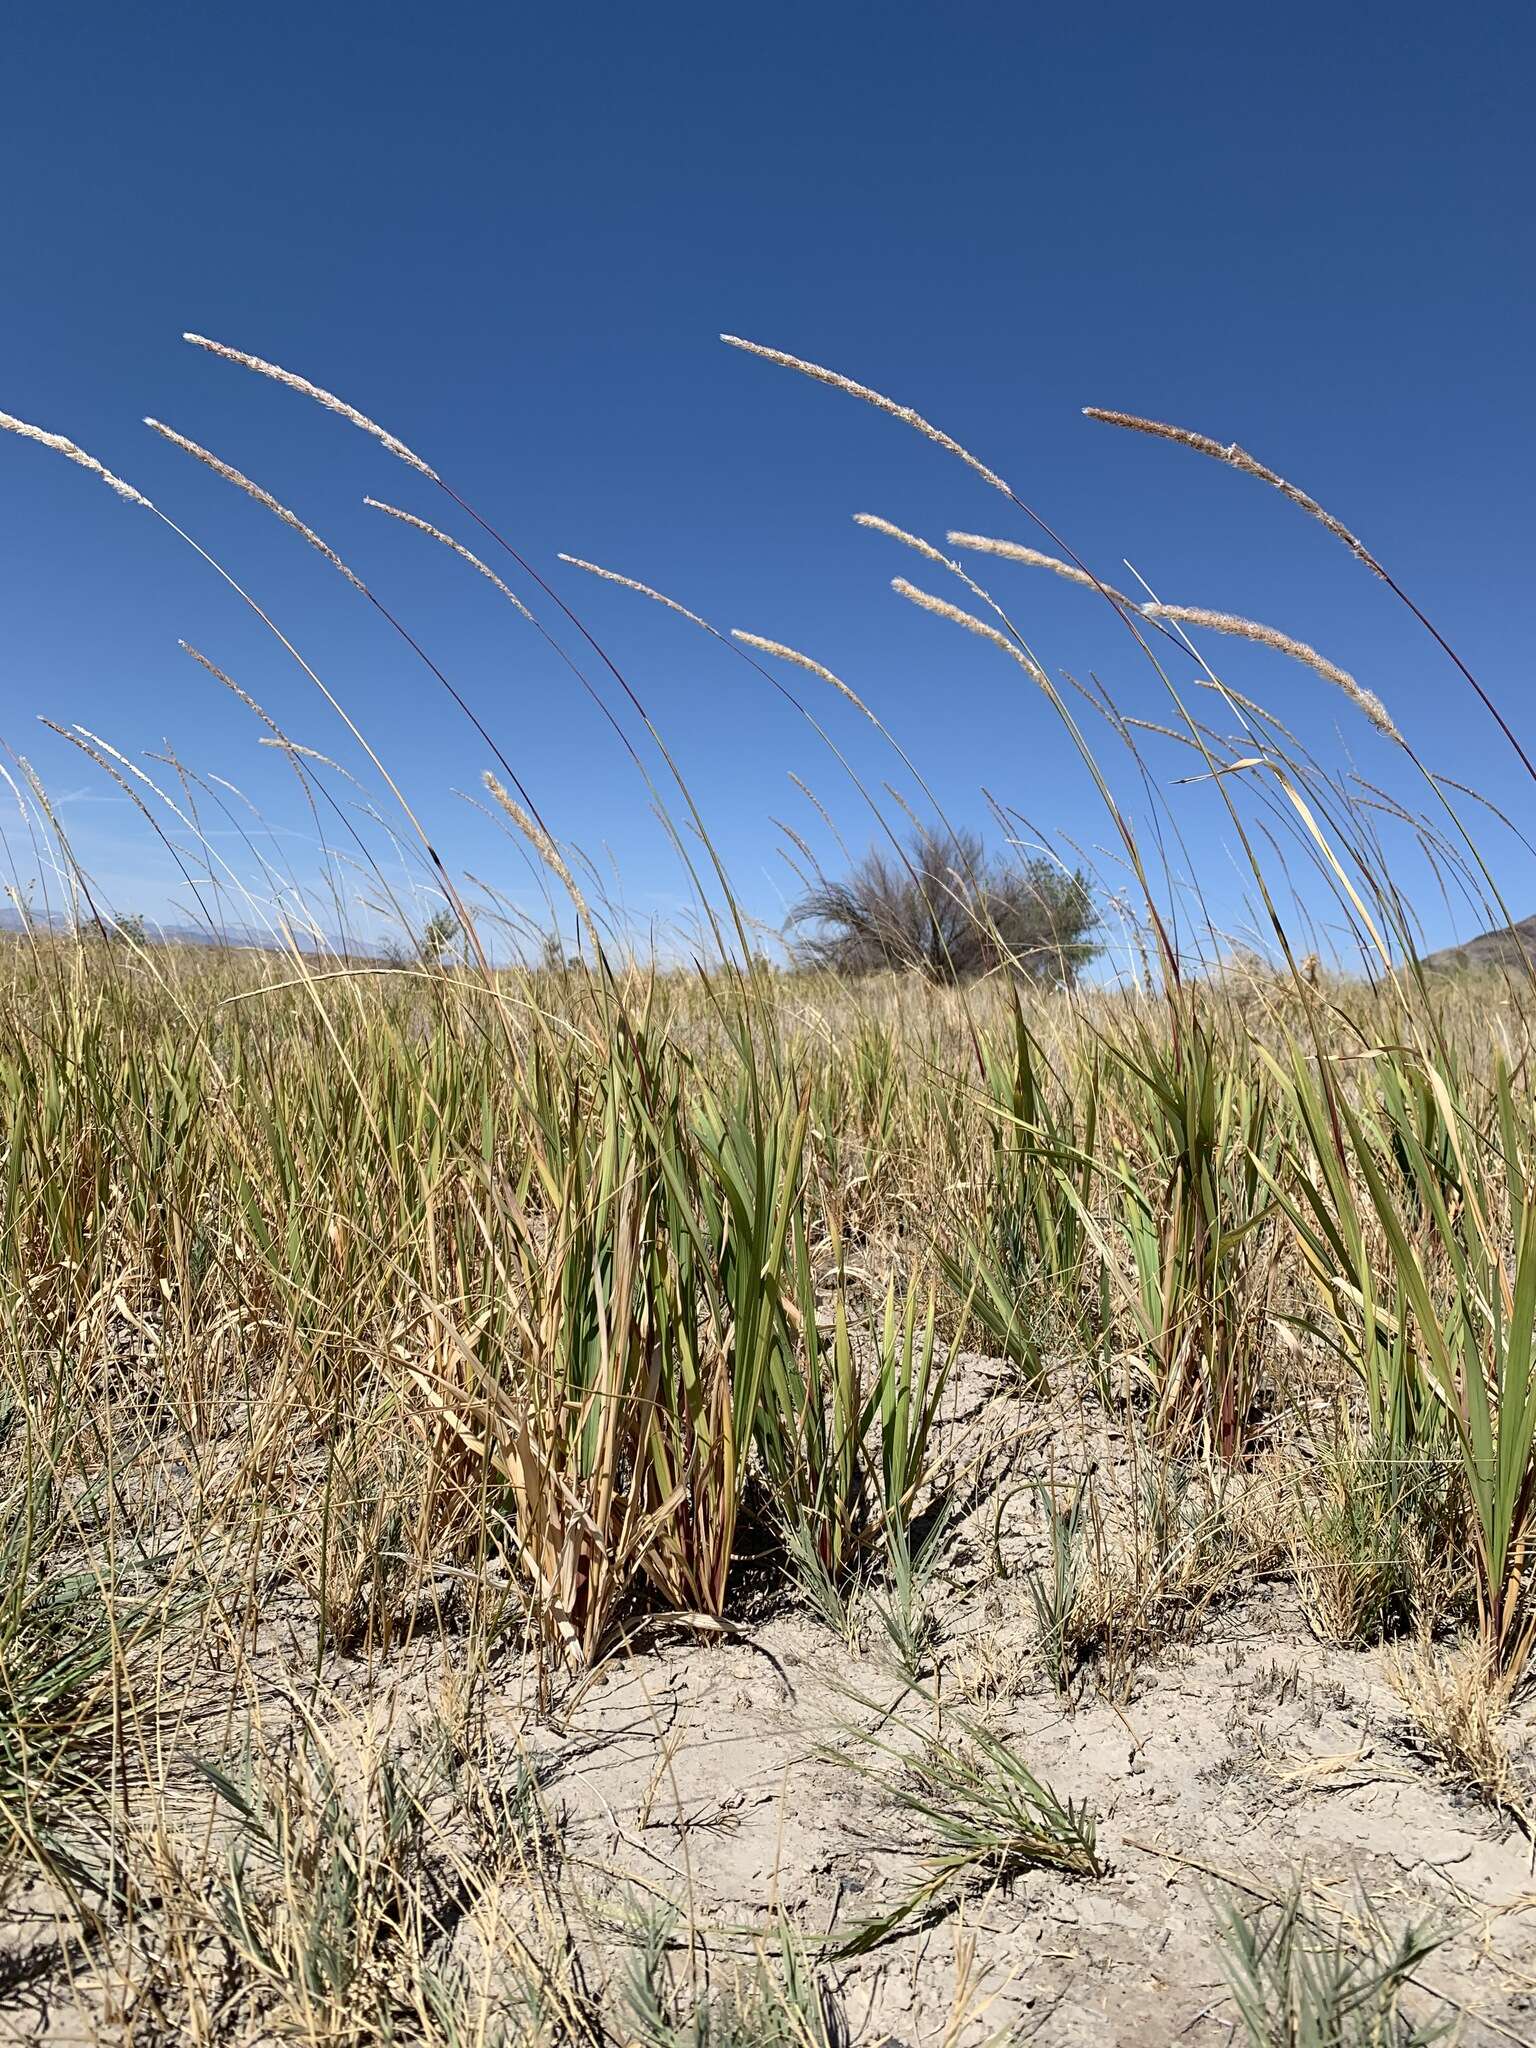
[
  {"left": 558, "top": 555, "right": 717, "bottom": 636},
  {"left": 730, "top": 631, "right": 876, "bottom": 721},
  {"left": 946, "top": 532, "right": 1136, "bottom": 610},
  {"left": 788, "top": 770, "right": 841, "bottom": 841},
  {"left": 1082, "top": 410, "right": 1235, "bottom": 463},
  {"left": 890, "top": 578, "right": 1049, "bottom": 688},
  {"left": 1142, "top": 603, "right": 1401, "bottom": 742},
  {"left": 366, "top": 498, "right": 534, "bottom": 620},
  {"left": 258, "top": 737, "right": 362, "bottom": 783},
  {"left": 179, "top": 641, "right": 270, "bottom": 720},
  {"left": 483, "top": 772, "right": 592, "bottom": 925},
  {"left": 146, "top": 419, "right": 366, "bottom": 592},
  {"left": 14, "top": 756, "right": 58, "bottom": 829},
  {"left": 1, "top": 410, "right": 152, "bottom": 508},
  {"left": 179, "top": 643, "right": 304, "bottom": 757},
  {"left": 731, "top": 631, "right": 841, "bottom": 689},
  {"left": 72, "top": 726, "right": 151, "bottom": 787},
  {"left": 183, "top": 333, "right": 439, "bottom": 480},
  {"left": 853, "top": 514, "right": 957, "bottom": 571},
  {"left": 1082, "top": 407, "right": 1378, "bottom": 575},
  {"left": 721, "top": 335, "right": 1012, "bottom": 496}
]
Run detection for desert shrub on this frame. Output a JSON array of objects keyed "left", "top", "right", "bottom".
[{"left": 788, "top": 827, "right": 1096, "bottom": 985}]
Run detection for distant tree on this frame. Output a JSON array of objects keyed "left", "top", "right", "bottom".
[
  {"left": 380, "top": 908, "right": 460, "bottom": 968},
  {"left": 416, "top": 908, "right": 460, "bottom": 966},
  {"left": 537, "top": 930, "right": 579, "bottom": 974},
  {"left": 788, "top": 829, "right": 1097, "bottom": 987}
]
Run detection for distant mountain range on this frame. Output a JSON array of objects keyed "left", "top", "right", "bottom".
[
  {"left": 0, "top": 906, "right": 367, "bottom": 955},
  {"left": 8, "top": 901, "right": 1533, "bottom": 977},
  {"left": 1420, "top": 914, "right": 1536, "bottom": 975}
]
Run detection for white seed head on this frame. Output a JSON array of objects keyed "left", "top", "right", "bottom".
[
  {"left": 890, "top": 578, "right": 1050, "bottom": 688},
  {"left": 558, "top": 554, "right": 717, "bottom": 637},
  {"left": 1141, "top": 603, "right": 1401, "bottom": 742},
  {"left": 947, "top": 532, "right": 1136, "bottom": 610},
  {"left": 367, "top": 499, "right": 534, "bottom": 620},
  {"left": 853, "top": 514, "right": 957, "bottom": 571},
  {"left": 1083, "top": 408, "right": 1380, "bottom": 578},
  {"left": 258, "top": 736, "right": 364, "bottom": 786},
  {"left": 483, "top": 772, "right": 590, "bottom": 923},
  {"left": 1, "top": 409, "right": 152, "bottom": 508},
  {"left": 730, "top": 630, "right": 876, "bottom": 722},
  {"left": 146, "top": 419, "right": 366, "bottom": 592},
  {"left": 722, "top": 336, "right": 1012, "bottom": 496},
  {"left": 184, "top": 333, "right": 439, "bottom": 480}
]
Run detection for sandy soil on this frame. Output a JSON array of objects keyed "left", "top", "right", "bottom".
[{"left": 9, "top": 1357, "right": 1536, "bottom": 2045}]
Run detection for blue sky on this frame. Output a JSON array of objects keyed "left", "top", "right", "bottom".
[{"left": 1, "top": 0, "right": 1531, "bottom": 965}]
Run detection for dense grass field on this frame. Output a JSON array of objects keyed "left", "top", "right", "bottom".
[{"left": 5, "top": 338, "right": 1536, "bottom": 2043}]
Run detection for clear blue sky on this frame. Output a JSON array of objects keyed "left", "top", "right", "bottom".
[{"left": 1, "top": 0, "right": 1531, "bottom": 964}]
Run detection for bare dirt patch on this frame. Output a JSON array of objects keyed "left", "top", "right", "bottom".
[{"left": 9, "top": 1356, "right": 1536, "bottom": 2046}]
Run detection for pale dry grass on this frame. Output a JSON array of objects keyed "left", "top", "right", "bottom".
[{"left": 1389, "top": 1638, "right": 1529, "bottom": 1825}]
